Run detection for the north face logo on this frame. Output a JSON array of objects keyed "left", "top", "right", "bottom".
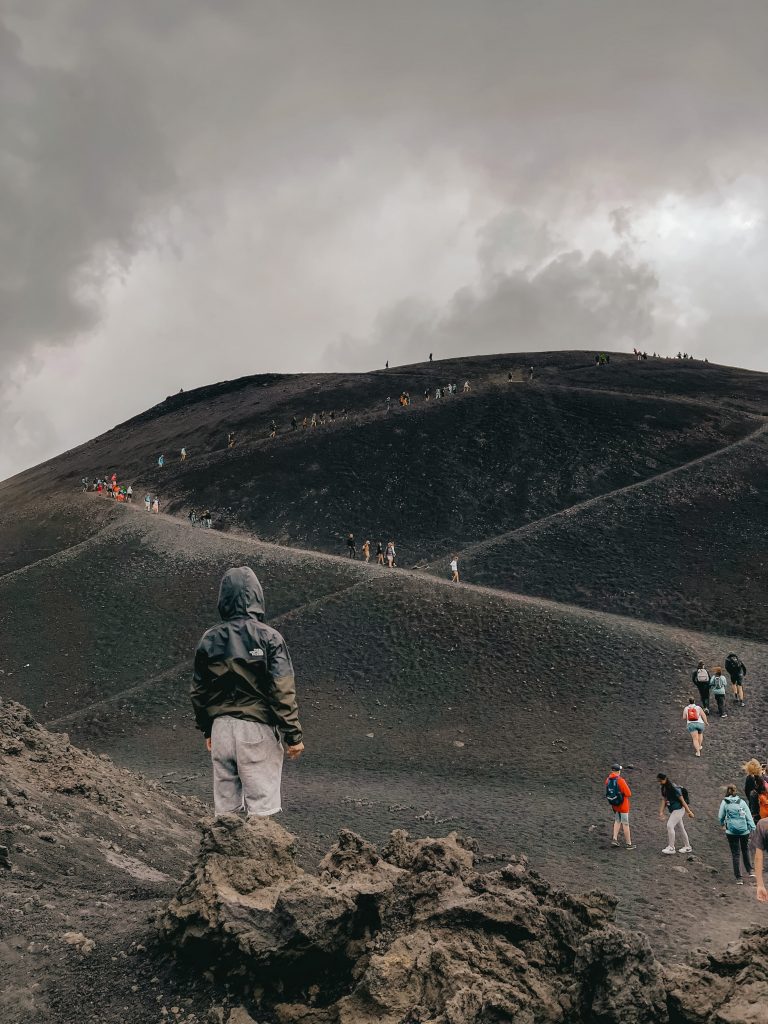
[{"left": 249, "top": 648, "right": 264, "bottom": 657}]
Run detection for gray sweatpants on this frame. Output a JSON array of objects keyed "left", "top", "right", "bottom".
[{"left": 210, "top": 715, "right": 284, "bottom": 818}]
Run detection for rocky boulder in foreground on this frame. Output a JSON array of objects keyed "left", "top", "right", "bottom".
[{"left": 160, "top": 815, "right": 677, "bottom": 1023}]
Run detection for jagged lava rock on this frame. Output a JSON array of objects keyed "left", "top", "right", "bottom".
[{"left": 159, "top": 816, "right": 670, "bottom": 1023}]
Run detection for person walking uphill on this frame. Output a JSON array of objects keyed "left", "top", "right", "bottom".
[
  {"left": 692, "top": 661, "right": 711, "bottom": 712},
  {"left": 718, "top": 785, "right": 755, "bottom": 884},
  {"left": 606, "top": 764, "right": 634, "bottom": 849},
  {"left": 683, "top": 698, "right": 708, "bottom": 756},
  {"left": 724, "top": 652, "right": 747, "bottom": 706},
  {"left": 657, "top": 773, "right": 694, "bottom": 854},
  {"left": 191, "top": 566, "right": 304, "bottom": 818}
]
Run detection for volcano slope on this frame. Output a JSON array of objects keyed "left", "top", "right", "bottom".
[
  {"left": 2, "top": 352, "right": 768, "bottom": 968},
  {"left": 1, "top": 505, "right": 766, "bottom": 963}
]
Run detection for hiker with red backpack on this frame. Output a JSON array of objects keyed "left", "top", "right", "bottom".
[
  {"left": 683, "top": 698, "right": 708, "bottom": 756},
  {"left": 605, "top": 763, "right": 635, "bottom": 850},
  {"left": 692, "top": 661, "right": 711, "bottom": 713},
  {"left": 657, "top": 773, "right": 694, "bottom": 854}
]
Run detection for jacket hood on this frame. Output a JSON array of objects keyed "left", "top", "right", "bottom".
[
  {"left": 217, "top": 566, "right": 265, "bottom": 621},
  {"left": 724, "top": 795, "right": 741, "bottom": 803}
]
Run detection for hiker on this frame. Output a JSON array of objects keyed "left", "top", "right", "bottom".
[
  {"left": 743, "top": 759, "right": 768, "bottom": 822},
  {"left": 385, "top": 360, "right": 389, "bottom": 369},
  {"left": 181, "top": 447, "right": 187, "bottom": 461},
  {"left": 463, "top": 380, "right": 470, "bottom": 393},
  {"left": 269, "top": 420, "right": 277, "bottom": 439},
  {"left": 202, "top": 509, "right": 212, "bottom": 529},
  {"left": 144, "top": 494, "right": 151, "bottom": 512},
  {"left": 152, "top": 496, "right": 159, "bottom": 514},
  {"left": 429, "top": 352, "right": 433, "bottom": 362},
  {"left": 529, "top": 365, "right": 534, "bottom": 381},
  {"left": 424, "top": 388, "right": 430, "bottom": 401},
  {"left": 227, "top": 431, "right": 236, "bottom": 449},
  {"left": 752, "top": 817, "right": 768, "bottom": 902},
  {"left": 385, "top": 540, "right": 396, "bottom": 567},
  {"left": 347, "top": 533, "right": 357, "bottom": 559},
  {"left": 158, "top": 455, "right": 165, "bottom": 468},
  {"left": 362, "top": 539, "right": 371, "bottom": 563},
  {"left": 508, "top": 371, "right": 514, "bottom": 382},
  {"left": 188, "top": 509, "right": 197, "bottom": 525},
  {"left": 683, "top": 698, "right": 708, "bottom": 756},
  {"left": 605, "top": 764, "right": 634, "bottom": 850},
  {"left": 126, "top": 485, "right": 133, "bottom": 503},
  {"left": 191, "top": 566, "right": 304, "bottom": 818},
  {"left": 376, "top": 541, "right": 384, "bottom": 565},
  {"left": 692, "top": 661, "right": 711, "bottom": 712},
  {"left": 724, "top": 652, "right": 747, "bottom": 706},
  {"left": 301, "top": 416, "right": 307, "bottom": 429},
  {"left": 657, "top": 773, "right": 694, "bottom": 854},
  {"left": 311, "top": 413, "right": 317, "bottom": 428},
  {"left": 450, "top": 555, "right": 459, "bottom": 583},
  {"left": 291, "top": 416, "right": 298, "bottom": 431},
  {"left": 718, "top": 785, "right": 756, "bottom": 884},
  {"left": 709, "top": 666, "right": 728, "bottom": 717}
]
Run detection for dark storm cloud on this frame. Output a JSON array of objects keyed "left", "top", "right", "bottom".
[{"left": 1, "top": 1, "right": 768, "bottom": 477}]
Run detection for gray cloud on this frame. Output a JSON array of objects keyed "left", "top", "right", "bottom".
[{"left": 1, "top": 1, "right": 768, "bottom": 478}]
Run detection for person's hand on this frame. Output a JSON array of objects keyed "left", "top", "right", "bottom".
[
  {"left": 687, "top": 810, "right": 695, "bottom": 818},
  {"left": 205, "top": 737, "right": 212, "bottom": 753},
  {"left": 659, "top": 813, "right": 665, "bottom": 821},
  {"left": 285, "top": 742, "right": 304, "bottom": 760},
  {"left": 757, "top": 884, "right": 768, "bottom": 903}
]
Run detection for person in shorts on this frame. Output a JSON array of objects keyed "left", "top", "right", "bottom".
[
  {"left": 683, "top": 698, "right": 707, "bottom": 756},
  {"left": 605, "top": 763, "right": 634, "bottom": 850},
  {"left": 692, "top": 661, "right": 711, "bottom": 712}
]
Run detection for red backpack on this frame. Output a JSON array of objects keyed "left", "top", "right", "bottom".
[
  {"left": 686, "top": 705, "right": 699, "bottom": 722},
  {"left": 759, "top": 790, "right": 768, "bottom": 820}
]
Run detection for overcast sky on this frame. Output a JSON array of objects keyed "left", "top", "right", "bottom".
[{"left": 2, "top": 1, "right": 768, "bottom": 479}]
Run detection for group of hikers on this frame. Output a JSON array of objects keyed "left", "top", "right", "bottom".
[
  {"left": 684, "top": 654, "right": 748, "bottom": 756},
  {"left": 606, "top": 760, "right": 767, "bottom": 900},
  {"left": 345, "top": 534, "right": 460, "bottom": 582},
  {"left": 82, "top": 475, "right": 160, "bottom": 513},
  {"left": 346, "top": 534, "right": 397, "bottom": 567},
  {"left": 605, "top": 651, "right": 766, "bottom": 901},
  {"left": 81, "top": 475, "right": 133, "bottom": 501}
]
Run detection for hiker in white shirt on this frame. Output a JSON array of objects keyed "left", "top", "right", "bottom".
[
  {"left": 450, "top": 556, "right": 459, "bottom": 583},
  {"left": 683, "top": 698, "right": 708, "bottom": 756}
]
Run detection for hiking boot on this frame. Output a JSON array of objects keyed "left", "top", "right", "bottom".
[
  {"left": 679, "top": 846, "right": 693, "bottom": 853},
  {"left": 740, "top": 700, "right": 746, "bottom": 706},
  {"left": 736, "top": 878, "right": 744, "bottom": 885},
  {"left": 721, "top": 713, "right": 728, "bottom": 718},
  {"left": 611, "top": 840, "right": 620, "bottom": 847},
  {"left": 661, "top": 846, "right": 676, "bottom": 855},
  {"left": 625, "top": 844, "right": 636, "bottom": 850}
]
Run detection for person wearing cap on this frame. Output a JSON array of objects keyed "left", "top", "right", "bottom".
[{"left": 605, "top": 763, "right": 635, "bottom": 849}]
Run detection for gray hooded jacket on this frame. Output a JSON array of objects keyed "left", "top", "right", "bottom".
[{"left": 191, "top": 566, "right": 302, "bottom": 743}]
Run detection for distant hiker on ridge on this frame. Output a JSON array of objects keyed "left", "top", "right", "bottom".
[
  {"left": 181, "top": 447, "right": 187, "bottom": 461},
  {"left": 158, "top": 454, "right": 165, "bottom": 468},
  {"left": 191, "top": 566, "right": 304, "bottom": 818},
  {"left": 347, "top": 533, "right": 357, "bottom": 559},
  {"left": 450, "top": 555, "right": 459, "bottom": 583}
]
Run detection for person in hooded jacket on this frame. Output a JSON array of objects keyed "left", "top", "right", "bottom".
[
  {"left": 191, "top": 566, "right": 304, "bottom": 818},
  {"left": 718, "top": 784, "right": 756, "bottom": 884}
]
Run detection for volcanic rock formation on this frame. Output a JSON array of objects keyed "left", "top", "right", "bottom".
[{"left": 161, "top": 814, "right": 768, "bottom": 1024}]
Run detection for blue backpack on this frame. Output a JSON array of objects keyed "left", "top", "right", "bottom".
[
  {"left": 724, "top": 799, "right": 749, "bottom": 835},
  {"left": 606, "top": 777, "right": 623, "bottom": 807}
]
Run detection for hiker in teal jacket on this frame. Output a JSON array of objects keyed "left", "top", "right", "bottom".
[{"left": 718, "top": 786, "right": 756, "bottom": 883}]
